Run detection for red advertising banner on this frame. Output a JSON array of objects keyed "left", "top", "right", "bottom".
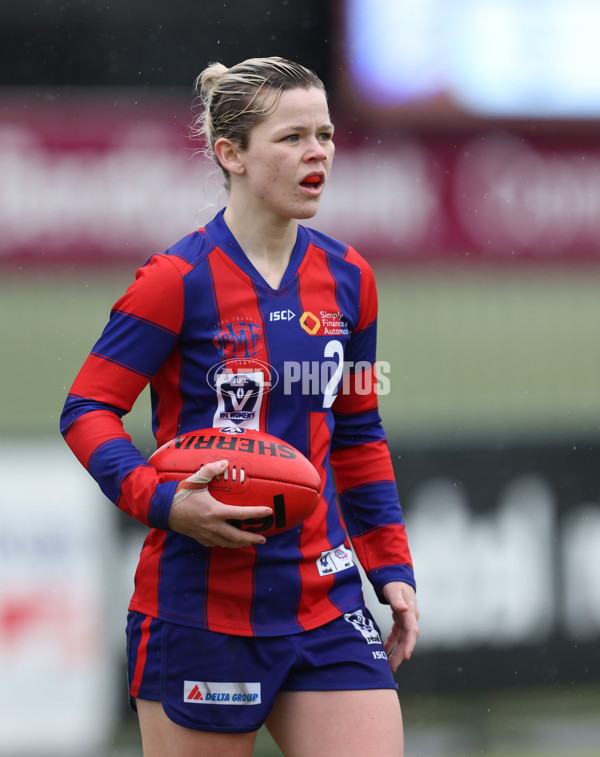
[{"left": 2, "top": 92, "right": 600, "bottom": 266}]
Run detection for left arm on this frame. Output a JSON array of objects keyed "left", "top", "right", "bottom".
[
  {"left": 329, "top": 252, "right": 417, "bottom": 666},
  {"left": 330, "top": 400, "right": 418, "bottom": 670}
]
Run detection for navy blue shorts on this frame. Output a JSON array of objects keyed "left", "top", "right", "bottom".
[{"left": 126, "top": 605, "right": 396, "bottom": 733}]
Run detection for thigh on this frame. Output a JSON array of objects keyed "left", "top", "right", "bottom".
[
  {"left": 136, "top": 699, "right": 258, "bottom": 757},
  {"left": 265, "top": 689, "right": 404, "bottom": 757}
]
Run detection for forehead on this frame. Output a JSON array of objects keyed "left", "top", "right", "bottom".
[{"left": 259, "top": 86, "right": 331, "bottom": 130}]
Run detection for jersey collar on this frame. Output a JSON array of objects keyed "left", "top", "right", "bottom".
[{"left": 205, "top": 209, "right": 310, "bottom": 291}]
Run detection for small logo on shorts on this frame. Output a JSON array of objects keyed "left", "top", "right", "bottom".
[
  {"left": 317, "top": 545, "right": 354, "bottom": 576},
  {"left": 343, "top": 609, "right": 383, "bottom": 645},
  {"left": 184, "top": 681, "right": 261, "bottom": 705}
]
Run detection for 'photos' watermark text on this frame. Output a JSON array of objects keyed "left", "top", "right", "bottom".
[{"left": 283, "top": 360, "right": 390, "bottom": 396}]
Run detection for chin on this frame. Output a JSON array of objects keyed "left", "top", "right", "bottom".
[
  {"left": 293, "top": 201, "right": 321, "bottom": 220},
  {"left": 270, "top": 197, "right": 322, "bottom": 222},
  {"left": 295, "top": 210, "right": 319, "bottom": 221}
]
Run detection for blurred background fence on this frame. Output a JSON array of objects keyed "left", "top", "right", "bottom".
[{"left": 2, "top": 2, "right": 600, "bottom": 755}]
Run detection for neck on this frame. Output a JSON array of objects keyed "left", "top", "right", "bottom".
[{"left": 223, "top": 204, "right": 299, "bottom": 289}]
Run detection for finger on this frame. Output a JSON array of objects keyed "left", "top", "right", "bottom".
[
  {"left": 386, "top": 637, "right": 410, "bottom": 673},
  {"left": 383, "top": 629, "right": 403, "bottom": 673},
  {"left": 195, "top": 503, "right": 273, "bottom": 544},
  {"left": 173, "top": 460, "right": 228, "bottom": 505},
  {"left": 384, "top": 615, "right": 419, "bottom": 671},
  {"left": 204, "top": 530, "right": 267, "bottom": 548},
  {"left": 195, "top": 459, "right": 229, "bottom": 481},
  {"left": 387, "top": 646, "right": 402, "bottom": 674},
  {"left": 390, "top": 598, "right": 409, "bottom": 616},
  {"left": 187, "top": 514, "right": 269, "bottom": 547},
  {"left": 394, "top": 613, "right": 419, "bottom": 662},
  {"left": 206, "top": 521, "right": 269, "bottom": 548},
  {"left": 384, "top": 625, "right": 400, "bottom": 657},
  {"left": 401, "top": 624, "right": 419, "bottom": 661},
  {"left": 226, "top": 505, "right": 274, "bottom": 521}
]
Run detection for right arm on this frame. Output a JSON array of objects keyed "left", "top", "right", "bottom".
[{"left": 60, "top": 254, "right": 270, "bottom": 544}]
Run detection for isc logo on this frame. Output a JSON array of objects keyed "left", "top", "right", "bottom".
[{"left": 269, "top": 309, "right": 296, "bottom": 322}]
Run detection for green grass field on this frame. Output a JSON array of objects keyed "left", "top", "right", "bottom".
[
  {"left": 375, "top": 265, "right": 600, "bottom": 442},
  {"left": 3, "top": 263, "right": 600, "bottom": 445}
]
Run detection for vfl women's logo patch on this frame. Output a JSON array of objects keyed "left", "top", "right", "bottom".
[
  {"left": 207, "top": 358, "right": 279, "bottom": 431},
  {"left": 343, "top": 609, "right": 383, "bottom": 645},
  {"left": 213, "top": 371, "right": 264, "bottom": 427}
]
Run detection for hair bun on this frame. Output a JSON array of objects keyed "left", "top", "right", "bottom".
[{"left": 197, "top": 62, "right": 229, "bottom": 95}]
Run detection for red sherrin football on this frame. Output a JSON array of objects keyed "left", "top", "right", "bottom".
[{"left": 148, "top": 427, "right": 321, "bottom": 536}]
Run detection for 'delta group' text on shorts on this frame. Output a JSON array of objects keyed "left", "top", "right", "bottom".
[{"left": 126, "top": 604, "right": 397, "bottom": 733}]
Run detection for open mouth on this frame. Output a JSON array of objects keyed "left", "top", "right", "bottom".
[{"left": 300, "top": 174, "right": 324, "bottom": 190}]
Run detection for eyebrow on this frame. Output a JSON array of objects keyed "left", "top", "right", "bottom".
[{"left": 278, "top": 122, "right": 335, "bottom": 134}]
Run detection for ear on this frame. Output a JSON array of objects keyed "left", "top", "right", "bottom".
[{"left": 214, "top": 137, "right": 246, "bottom": 176}]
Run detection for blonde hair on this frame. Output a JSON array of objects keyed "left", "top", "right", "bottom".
[{"left": 191, "top": 56, "right": 326, "bottom": 189}]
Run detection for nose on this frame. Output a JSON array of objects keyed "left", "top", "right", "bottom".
[{"left": 304, "top": 136, "right": 328, "bottom": 162}]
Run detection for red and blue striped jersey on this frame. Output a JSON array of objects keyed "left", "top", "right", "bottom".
[{"left": 61, "top": 210, "right": 415, "bottom": 636}]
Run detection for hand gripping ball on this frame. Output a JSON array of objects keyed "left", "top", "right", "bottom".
[{"left": 148, "top": 426, "right": 321, "bottom": 535}]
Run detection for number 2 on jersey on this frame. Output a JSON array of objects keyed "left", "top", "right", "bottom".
[{"left": 323, "top": 339, "right": 344, "bottom": 409}]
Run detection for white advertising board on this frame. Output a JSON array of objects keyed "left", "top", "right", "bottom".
[{"left": 0, "top": 441, "right": 116, "bottom": 755}]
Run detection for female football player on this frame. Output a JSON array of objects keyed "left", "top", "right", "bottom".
[{"left": 61, "top": 57, "right": 419, "bottom": 757}]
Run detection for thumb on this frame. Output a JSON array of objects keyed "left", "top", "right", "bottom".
[
  {"left": 392, "top": 595, "right": 409, "bottom": 615},
  {"left": 173, "top": 460, "right": 228, "bottom": 504}
]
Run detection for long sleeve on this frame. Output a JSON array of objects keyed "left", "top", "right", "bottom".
[
  {"left": 329, "top": 253, "right": 415, "bottom": 598},
  {"left": 60, "top": 253, "right": 189, "bottom": 529}
]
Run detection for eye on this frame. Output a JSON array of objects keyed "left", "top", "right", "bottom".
[
  {"left": 283, "top": 134, "right": 299, "bottom": 143},
  {"left": 319, "top": 131, "right": 334, "bottom": 142}
]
